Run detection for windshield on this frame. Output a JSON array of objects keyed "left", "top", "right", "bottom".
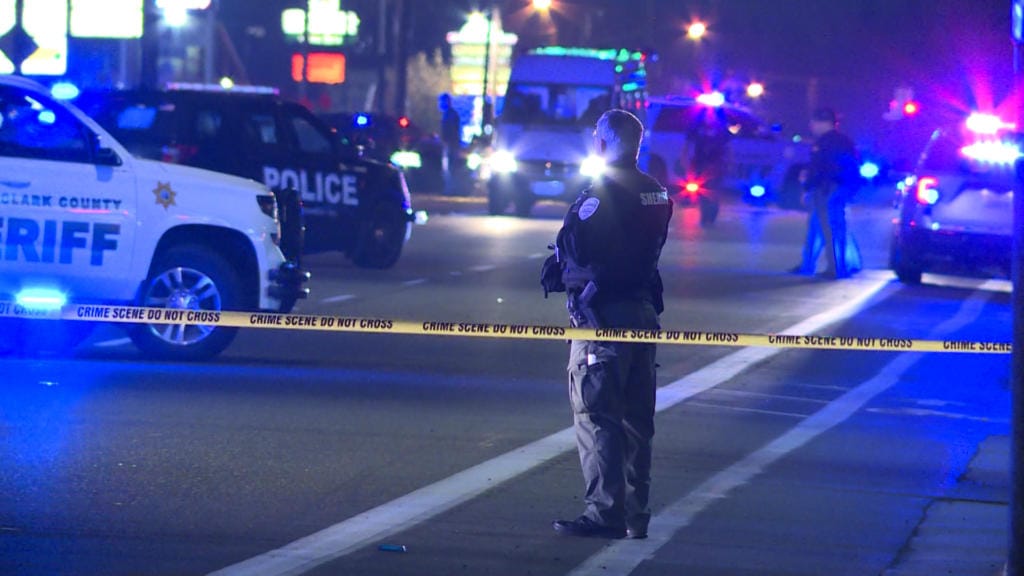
[{"left": 500, "top": 83, "right": 612, "bottom": 127}]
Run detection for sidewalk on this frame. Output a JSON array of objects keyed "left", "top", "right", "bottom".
[{"left": 883, "top": 435, "right": 1009, "bottom": 576}]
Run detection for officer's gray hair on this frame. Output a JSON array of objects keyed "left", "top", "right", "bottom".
[{"left": 595, "top": 109, "right": 644, "bottom": 160}]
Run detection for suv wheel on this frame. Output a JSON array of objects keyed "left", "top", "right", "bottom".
[
  {"left": 889, "top": 238, "right": 923, "bottom": 285},
  {"left": 514, "top": 190, "right": 535, "bottom": 218},
  {"left": 130, "top": 246, "right": 241, "bottom": 360},
  {"left": 352, "top": 203, "right": 408, "bottom": 269},
  {"left": 487, "top": 182, "right": 509, "bottom": 215}
]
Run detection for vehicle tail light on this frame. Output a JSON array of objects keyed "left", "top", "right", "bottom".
[
  {"left": 684, "top": 181, "right": 701, "bottom": 194},
  {"left": 161, "top": 143, "right": 199, "bottom": 164},
  {"left": 915, "top": 176, "right": 939, "bottom": 205}
]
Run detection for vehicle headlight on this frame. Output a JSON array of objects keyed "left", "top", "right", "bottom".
[
  {"left": 466, "top": 152, "right": 483, "bottom": 171},
  {"left": 490, "top": 150, "right": 518, "bottom": 174},
  {"left": 580, "top": 155, "right": 606, "bottom": 178}
]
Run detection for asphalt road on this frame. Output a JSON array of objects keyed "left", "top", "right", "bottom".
[{"left": 0, "top": 190, "right": 1012, "bottom": 576}]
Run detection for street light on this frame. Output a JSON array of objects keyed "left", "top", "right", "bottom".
[
  {"left": 532, "top": 0, "right": 552, "bottom": 10},
  {"left": 746, "top": 81, "right": 765, "bottom": 99},
  {"left": 162, "top": 5, "right": 189, "bottom": 27},
  {"left": 686, "top": 20, "right": 706, "bottom": 41}
]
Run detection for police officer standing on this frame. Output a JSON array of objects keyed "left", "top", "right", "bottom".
[
  {"left": 542, "top": 109, "right": 673, "bottom": 539},
  {"left": 438, "top": 93, "right": 463, "bottom": 195},
  {"left": 686, "top": 109, "right": 730, "bottom": 226},
  {"left": 791, "top": 107, "right": 860, "bottom": 278}
]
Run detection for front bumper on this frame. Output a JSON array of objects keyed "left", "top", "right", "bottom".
[
  {"left": 268, "top": 260, "right": 310, "bottom": 313},
  {"left": 490, "top": 171, "right": 591, "bottom": 202},
  {"left": 896, "top": 224, "right": 1011, "bottom": 275}
]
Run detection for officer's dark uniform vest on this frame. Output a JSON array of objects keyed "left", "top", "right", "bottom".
[
  {"left": 557, "top": 162, "right": 673, "bottom": 313},
  {"left": 806, "top": 129, "right": 859, "bottom": 196}
]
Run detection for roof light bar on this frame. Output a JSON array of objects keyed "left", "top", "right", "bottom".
[
  {"left": 696, "top": 91, "right": 725, "bottom": 107},
  {"left": 165, "top": 82, "right": 279, "bottom": 95},
  {"left": 965, "top": 113, "right": 1015, "bottom": 135}
]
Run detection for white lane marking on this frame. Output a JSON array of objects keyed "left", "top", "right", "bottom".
[
  {"left": 449, "top": 271, "right": 463, "bottom": 277},
  {"left": 685, "top": 401, "right": 807, "bottom": 419},
  {"left": 866, "top": 407, "right": 1010, "bottom": 424},
  {"left": 469, "top": 264, "right": 497, "bottom": 272},
  {"left": 94, "top": 338, "right": 132, "bottom": 348},
  {"left": 528, "top": 252, "right": 548, "bottom": 259},
  {"left": 923, "top": 275, "right": 1012, "bottom": 294},
  {"left": 402, "top": 278, "right": 428, "bottom": 287},
  {"left": 793, "top": 382, "right": 851, "bottom": 392},
  {"left": 209, "top": 275, "right": 893, "bottom": 576},
  {"left": 568, "top": 288, "right": 992, "bottom": 576},
  {"left": 705, "top": 388, "right": 831, "bottom": 404},
  {"left": 320, "top": 294, "right": 355, "bottom": 304}
]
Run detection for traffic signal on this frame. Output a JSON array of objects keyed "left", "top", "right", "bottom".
[{"left": 884, "top": 86, "right": 918, "bottom": 121}]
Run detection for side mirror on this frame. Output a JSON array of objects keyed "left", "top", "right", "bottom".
[
  {"left": 95, "top": 146, "right": 122, "bottom": 167},
  {"left": 89, "top": 132, "right": 122, "bottom": 166}
]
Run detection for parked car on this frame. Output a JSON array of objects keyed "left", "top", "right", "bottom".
[
  {"left": 640, "top": 95, "right": 812, "bottom": 209},
  {"left": 889, "top": 112, "right": 1017, "bottom": 284},
  {"left": 320, "top": 111, "right": 446, "bottom": 194}
]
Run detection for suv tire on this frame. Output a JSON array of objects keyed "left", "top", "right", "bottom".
[
  {"left": 889, "top": 239, "right": 923, "bottom": 285},
  {"left": 487, "top": 182, "right": 509, "bottom": 215},
  {"left": 352, "top": 203, "right": 407, "bottom": 269},
  {"left": 130, "top": 246, "right": 241, "bottom": 361}
]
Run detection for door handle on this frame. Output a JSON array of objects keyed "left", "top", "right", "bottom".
[{"left": 0, "top": 180, "right": 30, "bottom": 189}]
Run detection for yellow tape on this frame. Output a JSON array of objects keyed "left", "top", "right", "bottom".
[{"left": 0, "top": 301, "right": 1012, "bottom": 354}]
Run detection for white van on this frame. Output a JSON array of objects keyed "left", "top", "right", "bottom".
[{"left": 484, "top": 47, "right": 648, "bottom": 216}]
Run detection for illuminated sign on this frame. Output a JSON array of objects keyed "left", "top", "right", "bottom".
[
  {"left": 70, "top": 0, "right": 143, "bottom": 39},
  {"left": 0, "top": 0, "right": 67, "bottom": 75},
  {"left": 446, "top": 12, "right": 516, "bottom": 97},
  {"left": 156, "top": 0, "right": 211, "bottom": 9},
  {"left": 292, "top": 52, "right": 346, "bottom": 84},
  {"left": 282, "top": 0, "right": 360, "bottom": 47}
]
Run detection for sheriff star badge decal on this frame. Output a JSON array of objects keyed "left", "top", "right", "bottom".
[{"left": 153, "top": 182, "right": 177, "bottom": 209}]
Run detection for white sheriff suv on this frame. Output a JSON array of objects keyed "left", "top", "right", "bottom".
[{"left": 0, "top": 75, "right": 308, "bottom": 360}]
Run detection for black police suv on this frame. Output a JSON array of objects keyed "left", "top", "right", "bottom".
[
  {"left": 78, "top": 85, "right": 414, "bottom": 269},
  {"left": 890, "top": 113, "right": 1016, "bottom": 284}
]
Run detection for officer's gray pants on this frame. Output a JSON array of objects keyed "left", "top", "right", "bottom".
[{"left": 567, "top": 300, "right": 658, "bottom": 530}]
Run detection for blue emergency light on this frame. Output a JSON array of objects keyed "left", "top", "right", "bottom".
[
  {"left": 859, "top": 161, "right": 880, "bottom": 180},
  {"left": 15, "top": 288, "right": 67, "bottom": 310}
]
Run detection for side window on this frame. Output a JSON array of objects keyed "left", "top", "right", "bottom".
[
  {"left": 0, "top": 87, "right": 91, "bottom": 163},
  {"left": 289, "top": 113, "right": 333, "bottom": 155},
  {"left": 195, "top": 109, "right": 224, "bottom": 140},
  {"left": 244, "top": 113, "right": 283, "bottom": 153}
]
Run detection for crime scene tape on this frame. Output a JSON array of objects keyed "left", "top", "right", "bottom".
[{"left": 0, "top": 301, "right": 1012, "bottom": 354}]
